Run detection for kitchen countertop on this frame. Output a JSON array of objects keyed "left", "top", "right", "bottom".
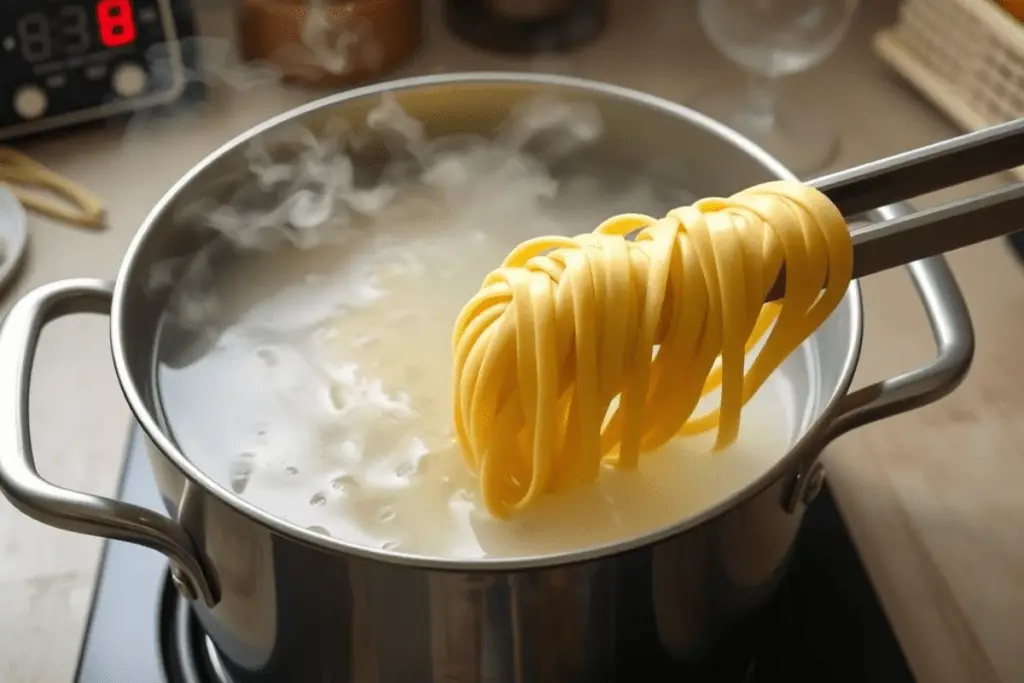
[{"left": 1, "top": 1, "right": 1021, "bottom": 682}]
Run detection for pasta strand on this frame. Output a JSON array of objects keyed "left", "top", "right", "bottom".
[{"left": 452, "top": 181, "right": 852, "bottom": 518}]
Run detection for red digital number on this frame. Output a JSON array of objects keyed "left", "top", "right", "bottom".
[{"left": 96, "top": 0, "right": 137, "bottom": 48}]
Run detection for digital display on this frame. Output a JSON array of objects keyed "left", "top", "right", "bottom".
[
  {"left": 15, "top": 0, "right": 138, "bottom": 64},
  {"left": 0, "top": 0, "right": 194, "bottom": 143},
  {"left": 97, "top": 0, "right": 138, "bottom": 48}
]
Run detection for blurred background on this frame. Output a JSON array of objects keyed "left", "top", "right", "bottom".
[{"left": 189, "top": 0, "right": 1024, "bottom": 178}]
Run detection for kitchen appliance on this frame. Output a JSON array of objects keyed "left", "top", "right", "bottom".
[
  {"left": 0, "top": 73, "right": 974, "bottom": 683},
  {"left": 0, "top": 0, "right": 202, "bottom": 143},
  {"left": 74, "top": 427, "right": 919, "bottom": 683}
]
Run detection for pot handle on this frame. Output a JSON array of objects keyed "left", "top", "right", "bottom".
[
  {"left": 0, "top": 278, "right": 219, "bottom": 606},
  {"left": 785, "top": 202, "right": 976, "bottom": 512}
]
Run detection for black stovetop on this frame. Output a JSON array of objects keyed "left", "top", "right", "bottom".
[{"left": 73, "top": 428, "right": 919, "bottom": 683}]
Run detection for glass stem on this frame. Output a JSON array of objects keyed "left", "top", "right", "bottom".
[{"left": 745, "top": 74, "right": 779, "bottom": 133}]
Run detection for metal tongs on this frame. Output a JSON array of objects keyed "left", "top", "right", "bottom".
[{"left": 766, "top": 118, "right": 1024, "bottom": 299}]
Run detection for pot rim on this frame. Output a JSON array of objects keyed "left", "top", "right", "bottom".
[{"left": 110, "top": 71, "right": 863, "bottom": 572}]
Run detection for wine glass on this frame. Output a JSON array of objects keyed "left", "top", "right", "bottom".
[{"left": 692, "top": 0, "right": 859, "bottom": 176}]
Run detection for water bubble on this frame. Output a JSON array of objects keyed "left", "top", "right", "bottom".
[
  {"left": 256, "top": 348, "right": 280, "bottom": 367},
  {"left": 285, "top": 466, "right": 299, "bottom": 476},
  {"left": 331, "top": 474, "right": 360, "bottom": 492},
  {"left": 309, "top": 492, "right": 327, "bottom": 507},
  {"left": 308, "top": 525, "right": 331, "bottom": 537},
  {"left": 230, "top": 462, "right": 253, "bottom": 494},
  {"left": 417, "top": 451, "right": 442, "bottom": 476},
  {"left": 377, "top": 506, "right": 396, "bottom": 523}
]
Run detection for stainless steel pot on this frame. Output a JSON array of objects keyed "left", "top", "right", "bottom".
[{"left": 0, "top": 73, "right": 974, "bottom": 683}]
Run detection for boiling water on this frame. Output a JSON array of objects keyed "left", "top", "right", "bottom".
[{"left": 156, "top": 182, "right": 800, "bottom": 561}]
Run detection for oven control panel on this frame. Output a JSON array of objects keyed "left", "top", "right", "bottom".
[{"left": 0, "top": 0, "right": 199, "bottom": 142}]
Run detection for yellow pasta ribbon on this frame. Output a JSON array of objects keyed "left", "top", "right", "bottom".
[{"left": 452, "top": 180, "right": 852, "bottom": 518}]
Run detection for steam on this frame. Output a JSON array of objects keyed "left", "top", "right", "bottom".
[
  {"left": 131, "top": 4, "right": 679, "bottom": 354},
  {"left": 188, "top": 93, "right": 602, "bottom": 249},
  {"left": 149, "top": 86, "right": 618, "bottom": 342}
]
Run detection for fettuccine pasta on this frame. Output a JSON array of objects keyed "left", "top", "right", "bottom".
[{"left": 452, "top": 180, "right": 852, "bottom": 518}]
